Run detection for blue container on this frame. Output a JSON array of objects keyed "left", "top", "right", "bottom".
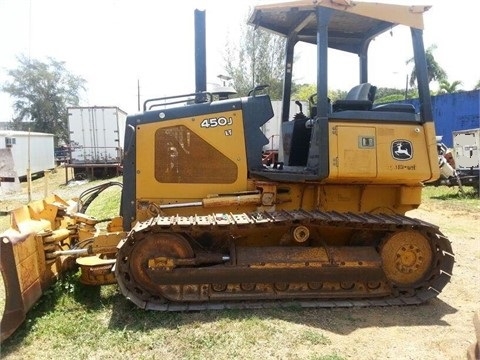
[{"left": 402, "top": 90, "right": 480, "bottom": 148}]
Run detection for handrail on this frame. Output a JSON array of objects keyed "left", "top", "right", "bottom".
[{"left": 143, "top": 92, "right": 213, "bottom": 111}]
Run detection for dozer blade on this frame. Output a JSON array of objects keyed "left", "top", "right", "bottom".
[
  {"left": 1, "top": 231, "right": 36, "bottom": 342},
  {"left": 0, "top": 195, "right": 78, "bottom": 343}
]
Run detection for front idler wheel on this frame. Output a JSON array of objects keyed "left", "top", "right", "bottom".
[{"left": 380, "top": 230, "right": 433, "bottom": 287}]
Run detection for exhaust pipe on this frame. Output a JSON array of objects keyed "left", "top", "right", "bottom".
[{"left": 194, "top": 9, "right": 207, "bottom": 103}]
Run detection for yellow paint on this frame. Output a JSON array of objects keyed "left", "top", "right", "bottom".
[
  {"left": 251, "top": 0, "right": 427, "bottom": 29},
  {"left": 135, "top": 109, "right": 248, "bottom": 202},
  {"left": 328, "top": 121, "right": 437, "bottom": 184}
]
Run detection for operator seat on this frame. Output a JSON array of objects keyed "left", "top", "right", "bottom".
[{"left": 332, "top": 83, "right": 376, "bottom": 112}]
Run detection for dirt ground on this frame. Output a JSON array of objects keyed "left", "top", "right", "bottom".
[
  {"left": 399, "top": 202, "right": 479, "bottom": 359},
  {"left": 0, "top": 168, "right": 479, "bottom": 359},
  {"left": 371, "top": 202, "right": 479, "bottom": 360}
]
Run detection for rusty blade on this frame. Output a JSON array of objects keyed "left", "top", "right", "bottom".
[
  {"left": 0, "top": 203, "right": 66, "bottom": 343},
  {"left": 1, "top": 235, "right": 34, "bottom": 343}
]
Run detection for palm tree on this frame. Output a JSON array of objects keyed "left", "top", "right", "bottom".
[
  {"left": 407, "top": 44, "right": 447, "bottom": 87},
  {"left": 437, "top": 79, "right": 463, "bottom": 94}
]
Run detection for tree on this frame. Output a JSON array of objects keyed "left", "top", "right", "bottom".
[
  {"left": 374, "top": 87, "right": 418, "bottom": 103},
  {"left": 474, "top": 80, "right": 480, "bottom": 90},
  {"left": 2, "top": 55, "right": 86, "bottom": 145},
  {"left": 292, "top": 84, "right": 316, "bottom": 101},
  {"left": 437, "top": 79, "right": 463, "bottom": 94},
  {"left": 223, "top": 10, "right": 286, "bottom": 99},
  {"left": 293, "top": 84, "right": 347, "bottom": 103},
  {"left": 407, "top": 44, "right": 446, "bottom": 88}
]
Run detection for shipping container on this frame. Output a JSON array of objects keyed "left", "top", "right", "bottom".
[
  {"left": 401, "top": 90, "right": 480, "bottom": 148},
  {"left": 0, "top": 130, "right": 55, "bottom": 179}
]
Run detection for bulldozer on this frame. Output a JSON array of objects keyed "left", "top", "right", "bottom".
[{"left": 0, "top": 0, "right": 454, "bottom": 342}]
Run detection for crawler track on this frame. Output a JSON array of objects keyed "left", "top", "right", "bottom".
[{"left": 115, "top": 210, "right": 454, "bottom": 310}]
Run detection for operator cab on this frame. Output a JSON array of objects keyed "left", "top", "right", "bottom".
[{"left": 247, "top": 1, "right": 435, "bottom": 182}]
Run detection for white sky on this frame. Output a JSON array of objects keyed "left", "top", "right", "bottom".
[{"left": 0, "top": 0, "right": 479, "bottom": 121}]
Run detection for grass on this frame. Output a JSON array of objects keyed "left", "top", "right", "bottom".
[
  {"left": 0, "top": 173, "right": 124, "bottom": 231},
  {"left": 83, "top": 183, "right": 123, "bottom": 220},
  {"left": 1, "top": 271, "right": 343, "bottom": 359},
  {"left": 422, "top": 184, "right": 479, "bottom": 205},
  {"left": 300, "top": 329, "right": 332, "bottom": 345},
  {"left": 310, "top": 356, "right": 346, "bottom": 360}
]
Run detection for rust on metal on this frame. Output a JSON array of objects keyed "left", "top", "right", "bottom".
[
  {"left": 1, "top": 237, "right": 28, "bottom": 343},
  {"left": 115, "top": 209, "right": 454, "bottom": 310}
]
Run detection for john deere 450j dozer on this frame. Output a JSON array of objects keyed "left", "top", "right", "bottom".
[{"left": 1, "top": 0, "right": 454, "bottom": 342}]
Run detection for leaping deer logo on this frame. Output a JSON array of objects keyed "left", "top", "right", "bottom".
[
  {"left": 394, "top": 143, "right": 411, "bottom": 157},
  {"left": 392, "top": 140, "right": 413, "bottom": 160}
]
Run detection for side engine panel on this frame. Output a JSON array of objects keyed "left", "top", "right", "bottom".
[
  {"left": 327, "top": 121, "right": 439, "bottom": 184},
  {"left": 120, "top": 94, "right": 273, "bottom": 228}
]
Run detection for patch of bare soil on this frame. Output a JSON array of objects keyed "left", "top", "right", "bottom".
[
  {"left": 292, "top": 202, "right": 478, "bottom": 359},
  {"left": 381, "top": 204, "right": 479, "bottom": 360},
  {"left": 296, "top": 203, "right": 478, "bottom": 360}
]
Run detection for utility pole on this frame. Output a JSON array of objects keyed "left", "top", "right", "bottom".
[
  {"left": 27, "top": 128, "right": 32, "bottom": 202},
  {"left": 137, "top": 79, "right": 141, "bottom": 111}
]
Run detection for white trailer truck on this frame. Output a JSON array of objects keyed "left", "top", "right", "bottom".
[
  {"left": 453, "top": 128, "right": 480, "bottom": 171},
  {"left": 67, "top": 106, "right": 127, "bottom": 179},
  {"left": 434, "top": 128, "right": 479, "bottom": 193},
  {"left": 452, "top": 128, "right": 479, "bottom": 191}
]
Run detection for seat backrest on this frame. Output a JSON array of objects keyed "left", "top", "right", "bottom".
[
  {"left": 332, "top": 83, "right": 376, "bottom": 112},
  {"left": 345, "top": 83, "right": 374, "bottom": 101}
]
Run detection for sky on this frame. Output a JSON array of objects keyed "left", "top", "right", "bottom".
[{"left": 0, "top": 0, "right": 479, "bottom": 122}]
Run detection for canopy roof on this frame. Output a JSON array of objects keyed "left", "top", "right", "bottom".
[{"left": 248, "top": 0, "right": 430, "bottom": 53}]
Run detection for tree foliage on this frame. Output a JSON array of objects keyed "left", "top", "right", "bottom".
[
  {"left": 374, "top": 87, "right": 418, "bottom": 103},
  {"left": 2, "top": 55, "right": 86, "bottom": 145},
  {"left": 474, "top": 80, "right": 480, "bottom": 90},
  {"left": 437, "top": 79, "right": 463, "bottom": 94},
  {"left": 223, "top": 11, "right": 286, "bottom": 99},
  {"left": 328, "top": 89, "right": 348, "bottom": 102},
  {"left": 292, "top": 84, "right": 347, "bottom": 102},
  {"left": 292, "top": 84, "right": 316, "bottom": 101},
  {"left": 375, "top": 93, "right": 407, "bottom": 104},
  {"left": 407, "top": 44, "right": 446, "bottom": 88}
]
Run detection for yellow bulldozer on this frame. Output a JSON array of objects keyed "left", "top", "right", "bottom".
[{"left": 0, "top": 0, "right": 454, "bottom": 342}]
